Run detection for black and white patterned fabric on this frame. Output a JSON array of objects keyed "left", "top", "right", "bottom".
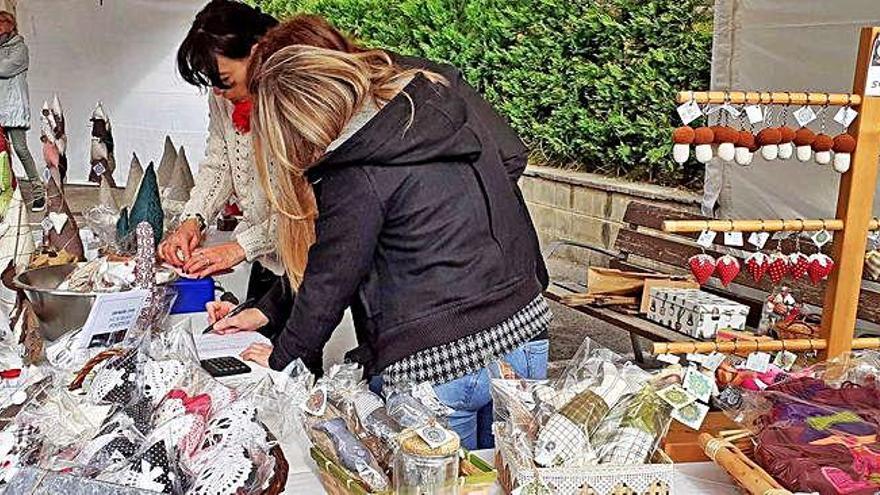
[
  {"left": 382, "top": 295, "right": 551, "bottom": 388},
  {"left": 87, "top": 350, "right": 140, "bottom": 405}
]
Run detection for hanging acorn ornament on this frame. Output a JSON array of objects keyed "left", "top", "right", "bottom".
[
  {"left": 832, "top": 133, "right": 856, "bottom": 174},
  {"left": 715, "top": 126, "right": 739, "bottom": 162},
  {"left": 693, "top": 126, "right": 715, "bottom": 164},
  {"left": 776, "top": 95, "right": 796, "bottom": 160},
  {"left": 794, "top": 127, "right": 816, "bottom": 162},
  {"left": 757, "top": 127, "right": 782, "bottom": 161},
  {"left": 672, "top": 126, "right": 695, "bottom": 164},
  {"left": 813, "top": 96, "right": 834, "bottom": 166},
  {"left": 735, "top": 130, "right": 757, "bottom": 166}
]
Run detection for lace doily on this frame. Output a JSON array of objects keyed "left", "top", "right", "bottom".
[
  {"left": 99, "top": 439, "right": 177, "bottom": 494},
  {"left": 122, "top": 396, "right": 155, "bottom": 435},
  {"left": 142, "top": 359, "right": 187, "bottom": 405},
  {"left": 199, "top": 401, "right": 265, "bottom": 452},
  {"left": 149, "top": 414, "right": 205, "bottom": 458},
  {"left": 87, "top": 350, "right": 139, "bottom": 405},
  {"left": 188, "top": 445, "right": 256, "bottom": 495},
  {"left": 203, "top": 382, "right": 236, "bottom": 413},
  {"left": 76, "top": 432, "right": 138, "bottom": 470}
]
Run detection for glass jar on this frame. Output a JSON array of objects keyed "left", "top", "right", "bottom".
[{"left": 393, "top": 428, "right": 460, "bottom": 495}]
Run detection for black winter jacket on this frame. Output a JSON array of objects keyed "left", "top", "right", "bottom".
[{"left": 258, "top": 60, "right": 546, "bottom": 374}]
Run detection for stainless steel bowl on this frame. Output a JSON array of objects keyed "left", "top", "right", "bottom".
[{"left": 13, "top": 263, "right": 178, "bottom": 343}]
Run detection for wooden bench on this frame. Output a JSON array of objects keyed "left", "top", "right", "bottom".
[{"left": 544, "top": 200, "right": 880, "bottom": 361}]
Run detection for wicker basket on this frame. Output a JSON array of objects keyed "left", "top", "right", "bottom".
[
  {"left": 493, "top": 425, "right": 674, "bottom": 495},
  {"left": 311, "top": 446, "right": 497, "bottom": 495},
  {"left": 774, "top": 313, "right": 821, "bottom": 340}
]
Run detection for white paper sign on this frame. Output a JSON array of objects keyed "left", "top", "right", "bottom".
[
  {"left": 748, "top": 232, "right": 770, "bottom": 249},
  {"left": 697, "top": 230, "right": 717, "bottom": 248},
  {"left": 702, "top": 352, "right": 726, "bottom": 372},
  {"left": 677, "top": 100, "right": 702, "bottom": 125},
  {"left": 724, "top": 231, "right": 744, "bottom": 247},
  {"left": 793, "top": 106, "right": 817, "bottom": 127},
  {"left": 744, "top": 105, "right": 764, "bottom": 124},
  {"left": 866, "top": 36, "right": 880, "bottom": 96},
  {"left": 833, "top": 106, "right": 859, "bottom": 128},
  {"left": 745, "top": 352, "right": 772, "bottom": 373},
  {"left": 77, "top": 289, "right": 149, "bottom": 349}
]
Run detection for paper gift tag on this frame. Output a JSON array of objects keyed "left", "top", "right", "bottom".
[
  {"left": 415, "top": 424, "right": 456, "bottom": 449},
  {"left": 686, "top": 353, "right": 706, "bottom": 365},
  {"left": 748, "top": 232, "right": 770, "bottom": 249},
  {"left": 702, "top": 352, "right": 726, "bottom": 372},
  {"left": 744, "top": 105, "right": 764, "bottom": 124},
  {"left": 677, "top": 100, "right": 702, "bottom": 125},
  {"left": 724, "top": 231, "right": 744, "bottom": 247},
  {"left": 657, "top": 384, "right": 697, "bottom": 410},
  {"left": 93, "top": 163, "right": 106, "bottom": 176},
  {"left": 683, "top": 367, "right": 714, "bottom": 403},
  {"left": 773, "top": 350, "right": 797, "bottom": 371},
  {"left": 812, "top": 229, "right": 832, "bottom": 248},
  {"left": 834, "top": 106, "right": 859, "bottom": 128},
  {"left": 673, "top": 401, "right": 710, "bottom": 430},
  {"left": 745, "top": 352, "right": 771, "bottom": 373},
  {"left": 793, "top": 106, "right": 817, "bottom": 127},
  {"left": 697, "top": 230, "right": 717, "bottom": 248},
  {"left": 656, "top": 353, "right": 681, "bottom": 365},
  {"left": 721, "top": 104, "right": 741, "bottom": 118}
]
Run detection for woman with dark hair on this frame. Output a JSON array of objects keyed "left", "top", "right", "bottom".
[{"left": 207, "top": 17, "right": 551, "bottom": 450}]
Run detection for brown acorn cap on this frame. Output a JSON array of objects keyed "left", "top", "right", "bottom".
[
  {"left": 693, "top": 126, "right": 715, "bottom": 145},
  {"left": 778, "top": 126, "right": 796, "bottom": 143},
  {"left": 793, "top": 127, "right": 816, "bottom": 146},
  {"left": 672, "top": 126, "right": 696, "bottom": 144},
  {"left": 714, "top": 126, "right": 739, "bottom": 144},
  {"left": 756, "top": 127, "right": 782, "bottom": 146},
  {"left": 812, "top": 133, "right": 834, "bottom": 152},
  {"left": 736, "top": 130, "right": 755, "bottom": 148},
  {"left": 832, "top": 133, "right": 856, "bottom": 153}
]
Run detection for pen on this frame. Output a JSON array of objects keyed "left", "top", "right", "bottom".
[{"left": 202, "top": 298, "right": 256, "bottom": 334}]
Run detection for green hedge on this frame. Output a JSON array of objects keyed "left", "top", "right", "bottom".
[{"left": 250, "top": 0, "right": 713, "bottom": 186}]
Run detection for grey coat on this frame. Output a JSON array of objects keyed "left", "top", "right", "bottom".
[{"left": 0, "top": 34, "right": 30, "bottom": 128}]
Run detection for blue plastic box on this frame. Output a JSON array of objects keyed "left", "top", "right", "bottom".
[{"left": 169, "top": 277, "right": 216, "bottom": 315}]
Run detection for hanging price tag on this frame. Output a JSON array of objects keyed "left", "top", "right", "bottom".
[
  {"left": 656, "top": 353, "right": 681, "bottom": 365},
  {"left": 748, "top": 232, "right": 770, "bottom": 249},
  {"left": 793, "top": 106, "right": 817, "bottom": 127},
  {"left": 702, "top": 352, "right": 726, "bottom": 372},
  {"left": 677, "top": 100, "right": 702, "bottom": 125},
  {"left": 744, "top": 105, "right": 764, "bottom": 124},
  {"left": 724, "top": 231, "right": 744, "bottom": 247},
  {"left": 697, "top": 230, "right": 717, "bottom": 248},
  {"left": 812, "top": 229, "right": 833, "bottom": 248},
  {"left": 833, "top": 106, "right": 859, "bottom": 128},
  {"left": 721, "top": 104, "right": 741, "bottom": 118},
  {"left": 745, "top": 352, "right": 771, "bottom": 373}
]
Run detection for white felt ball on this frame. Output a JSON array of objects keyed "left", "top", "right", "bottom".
[
  {"left": 761, "top": 144, "right": 779, "bottom": 161},
  {"left": 672, "top": 144, "right": 690, "bottom": 164},
  {"left": 796, "top": 145, "right": 812, "bottom": 162},
  {"left": 717, "top": 142, "right": 735, "bottom": 162},
  {"left": 833, "top": 153, "right": 851, "bottom": 174},
  {"left": 778, "top": 142, "right": 794, "bottom": 160},
  {"left": 695, "top": 144, "right": 713, "bottom": 164},
  {"left": 815, "top": 150, "right": 832, "bottom": 165},
  {"left": 734, "top": 147, "right": 754, "bottom": 166}
]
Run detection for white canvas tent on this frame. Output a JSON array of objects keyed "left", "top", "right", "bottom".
[
  {"left": 708, "top": 0, "right": 880, "bottom": 220},
  {"left": 13, "top": 0, "right": 208, "bottom": 184}
]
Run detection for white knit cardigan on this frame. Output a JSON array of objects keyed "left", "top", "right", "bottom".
[{"left": 182, "top": 93, "right": 281, "bottom": 274}]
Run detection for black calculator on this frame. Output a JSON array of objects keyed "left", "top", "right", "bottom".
[{"left": 200, "top": 356, "right": 252, "bottom": 377}]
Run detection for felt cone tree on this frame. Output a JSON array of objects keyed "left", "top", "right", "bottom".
[
  {"left": 40, "top": 94, "right": 67, "bottom": 184},
  {"left": 123, "top": 152, "right": 144, "bottom": 208},
  {"left": 127, "top": 163, "right": 164, "bottom": 248},
  {"left": 162, "top": 146, "right": 194, "bottom": 217},
  {"left": 155, "top": 136, "right": 177, "bottom": 189},
  {"left": 89, "top": 102, "right": 117, "bottom": 186},
  {"left": 43, "top": 176, "right": 84, "bottom": 261}
]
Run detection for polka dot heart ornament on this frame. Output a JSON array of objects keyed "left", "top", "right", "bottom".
[
  {"left": 688, "top": 254, "right": 716, "bottom": 285},
  {"left": 808, "top": 253, "right": 835, "bottom": 284},
  {"left": 788, "top": 252, "right": 810, "bottom": 281},
  {"left": 715, "top": 255, "right": 741, "bottom": 287},
  {"left": 767, "top": 253, "right": 790, "bottom": 285},
  {"left": 745, "top": 252, "right": 769, "bottom": 283}
]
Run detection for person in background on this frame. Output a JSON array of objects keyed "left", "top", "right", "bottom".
[
  {"left": 209, "top": 38, "right": 552, "bottom": 450},
  {"left": 0, "top": 11, "right": 43, "bottom": 212}
]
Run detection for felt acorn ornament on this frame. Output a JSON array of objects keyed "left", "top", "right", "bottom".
[
  {"left": 832, "top": 133, "right": 856, "bottom": 174},
  {"left": 812, "top": 133, "right": 834, "bottom": 165},
  {"left": 672, "top": 126, "right": 695, "bottom": 164},
  {"left": 777, "top": 126, "right": 796, "bottom": 160},
  {"left": 756, "top": 127, "right": 782, "bottom": 160},
  {"left": 734, "top": 130, "right": 757, "bottom": 166},
  {"left": 693, "top": 126, "right": 715, "bottom": 164},
  {"left": 794, "top": 127, "right": 816, "bottom": 162},
  {"left": 714, "top": 126, "right": 739, "bottom": 162}
]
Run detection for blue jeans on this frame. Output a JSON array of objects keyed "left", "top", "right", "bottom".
[{"left": 432, "top": 339, "right": 548, "bottom": 450}]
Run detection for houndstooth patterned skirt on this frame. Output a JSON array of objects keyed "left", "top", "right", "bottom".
[{"left": 381, "top": 295, "right": 552, "bottom": 389}]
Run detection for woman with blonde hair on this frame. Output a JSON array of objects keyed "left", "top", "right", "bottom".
[{"left": 214, "top": 42, "right": 550, "bottom": 449}]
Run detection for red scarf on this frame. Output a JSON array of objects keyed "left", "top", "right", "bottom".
[{"left": 232, "top": 99, "right": 253, "bottom": 134}]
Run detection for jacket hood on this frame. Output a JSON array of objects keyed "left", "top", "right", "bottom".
[
  {"left": 0, "top": 34, "right": 22, "bottom": 48},
  {"left": 312, "top": 73, "right": 482, "bottom": 174}
]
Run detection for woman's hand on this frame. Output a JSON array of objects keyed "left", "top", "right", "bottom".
[
  {"left": 183, "top": 242, "right": 246, "bottom": 278},
  {"left": 210, "top": 307, "right": 269, "bottom": 335},
  {"left": 241, "top": 343, "right": 273, "bottom": 368},
  {"left": 159, "top": 219, "right": 203, "bottom": 267}
]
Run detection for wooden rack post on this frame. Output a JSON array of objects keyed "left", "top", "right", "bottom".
[
  {"left": 821, "top": 27, "right": 880, "bottom": 357},
  {"left": 665, "top": 28, "right": 880, "bottom": 359}
]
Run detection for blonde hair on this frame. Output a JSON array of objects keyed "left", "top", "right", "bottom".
[{"left": 249, "top": 45, "right": 444, "bottom": 286}]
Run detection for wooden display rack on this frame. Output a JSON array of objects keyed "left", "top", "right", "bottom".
[{"left": 663, "top": 27, "right": 880, "bottom": 360}]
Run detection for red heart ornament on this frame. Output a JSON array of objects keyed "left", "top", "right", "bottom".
[
  {"left": 808, "top": 253, "right": 835, "bottom": 284},
  {"left": 745, "top": 252, "right": 769, "bottom": 283},
  {"left": 715, "top": 255, "right": 741, "bottom": 287},
  {"left": 767, "top": 253, "right": 790, "bottom": 285},
  {"left": 788, "top": 252, "right": 810, "bottom": 281},
  {"left": 688, "top": 254, "right": 716, "bottom": 285}
]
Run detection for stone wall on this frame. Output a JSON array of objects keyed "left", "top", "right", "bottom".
[{"left": 521, "top": 166, "right": 701, "bottom": 270}]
